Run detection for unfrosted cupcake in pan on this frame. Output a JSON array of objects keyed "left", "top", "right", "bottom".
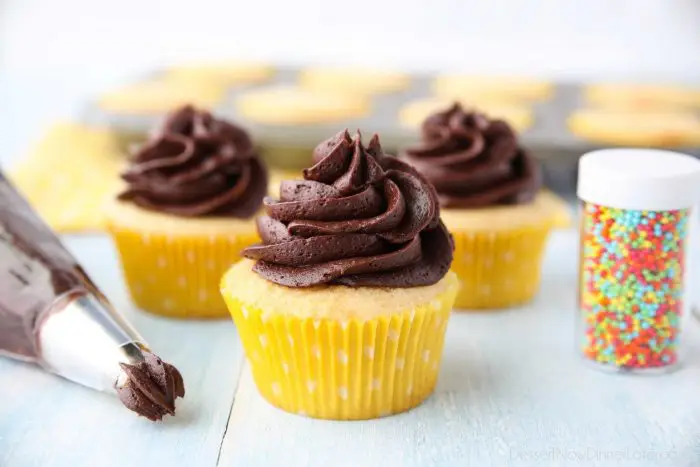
[
  {"left": 107, "top": 105, "right": 267, "bottom": 318},
  {"left": 401, "top": 103, "right": 565, "bottom": 310},
  {"left": 221, "top": 130, "right": 458, "bottom": 420}
]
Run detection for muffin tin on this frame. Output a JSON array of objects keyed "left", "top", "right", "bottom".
[{"left": 81, "top": 67, "right": 700, "bottom": 199}]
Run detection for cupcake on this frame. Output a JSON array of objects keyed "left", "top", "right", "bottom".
[
  {"left": 400, "top": 103, "right": 560, "bottom": 310},
  {"left": 220, "top": 130, "right": 458, "bottom": 420},
  {"left": 107, "top": 105, "right": 267, "bottom": 318}
]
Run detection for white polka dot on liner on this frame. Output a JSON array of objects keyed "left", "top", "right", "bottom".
[
  {"left": 479, "top": 285, "right": 492, "bottom": 296},
  {"left": 177, "top": 276, "right": 187, "bottom": 287},
  {"left": 503, "top": 251, "right": 515, "bottom": 262},
  {"left": 162, "top": 298, "right": 175, "bottom": 311},
  {"left": 259, "top": 335, "right": 268, "bottom": 347},
  {"left": 395, "top": 358, "right": 405, "bottom": 370},
  {"left": 141, "top": 233, "right": 151, "bottom": 245},
  {"left": 338, "top": 387, "right": 348, "bottom": 400},
  {"left": 483, "top": 258, "right": 493, "bottom": 269},
  {"left": 241, "top": 307, "right": 249, "bottom": 318},
  {"left": 340, "top": 321, "right": 349, "bottom": 331},
  {"left": 337, "top": 350, "right": 348, "bottom": 365},
  {"left": 282, "top": 362, "right": 290, "bottom": 374},
  {"left": 463, "top": 253, "right": 473, "bottom": 263},
  {"left": 198, "top": 289, "right": 208, "bottom": 302},
  {"left": 422, "top": 350, "right": 431, "bottom": 363},
  {"left": 307, "top": 380, "right": 317, "bottom": 393},
  {"left": 186, "top": 251, "right": 196, "bottom": 264},
  {"left": 369, "top": 379, "right": 381, "bottom": 391},
  {"left": 311, "top": 345, "right": 321, "bottom": 359},
  {"left": 406, "top": 384, "right": 413, "bottom": 396},
  {"left": 364, "top": 346, "right": 375, "bottom": 359},
  {"left": 287, "top": 335, "right": 295, "bottom": 346},
  {"left": 312, "top": 320, "right": 321, "bottom": 329},
  {"left": 156, "top": 257, "right": 167, "bottom": 269},
  {"left": 387, "top": 330, "right": 400, "bottom": 342},
  {"left": 430, "top": 299, "right": 442, "bottom": 310},
  {"left": 271, "top": 382, "right": 281, "bottom": 396},
  {"left": 207, "top": 260, "right": 217, "bottom": 271}
]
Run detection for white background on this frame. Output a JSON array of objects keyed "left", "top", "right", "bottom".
[{"left": 1, "top": 0, "right": 700, "bottom": 164}]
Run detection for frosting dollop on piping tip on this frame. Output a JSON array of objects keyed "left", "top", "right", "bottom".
[
  {"left": 118, "top": 105, "right": 267, "bottom": 218},
  {"left": 243, "top": 129, "right": 454, "bottom": 288},
  {"left": 401, "top": 102, "right": 541, "bottom": 208},
  {"left": 116, "top": 352, "right": 185, "bottom": 421}
]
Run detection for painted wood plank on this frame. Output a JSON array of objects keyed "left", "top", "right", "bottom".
[
  {"left": 0, "top": 235, "right": 244, "bottom": 467},
  {"left": 218, "top": 230, "right": 700, "bottom": 467}
]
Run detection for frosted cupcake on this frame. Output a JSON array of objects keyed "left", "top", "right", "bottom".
[
  {"left": 107, "top": 105, "right": 267, "bottom": 318},
  {"left": 220, "top": 130, "right": 458, "bottom": 420},
  {"left": 401, "top": 103, "right": 561, "bottom": 309}
]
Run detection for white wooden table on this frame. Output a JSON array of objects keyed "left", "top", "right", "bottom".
[{"left": 1, "top": 230, "right": 699, "bottom": 467}]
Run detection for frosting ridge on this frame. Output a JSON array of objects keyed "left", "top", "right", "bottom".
[
  {"left": 402, "top": 103, "right": 541, "bottom": 208},
  {"left": 118, "top": 105, "right": 267, "bottom": 217},
  {"left": 243, "top": 130, "right": 453, "bottom": 288}
]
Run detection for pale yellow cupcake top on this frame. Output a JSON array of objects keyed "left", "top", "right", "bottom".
[
  {"left": 398, "top": 97, "right": 533, "bottom": 133},
  {"left": 440, "top": 191, "right": 572, "bottom": 232},
  {"left": 105, "top": 198, "right": 260, "bottom": 236},
  {"left": 99, "top": 80, "right": 226, "bottom": 114},
  {"left": 221, "top": 258, "right": 459, "bottom": 321},
  {"left": 584, "top": 83, "right": 700, "bottom": 111},
  {"left": 568, "top": 108, "right": 700, "bottom": 147},
  {"left": 164, "top": 62, "right": 275, "bottom": 86},
  {"left": 432, "top": 75, "right": 553, "bottom": 101},
  {"left": 298, "top": 67, "right": 411, "bottom": 95},
  {"left": 236, "top": 85, "right": 370, "bottom": 125}
]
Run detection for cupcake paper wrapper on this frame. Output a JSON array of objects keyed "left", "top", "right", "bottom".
[
  {"left": 110, "top": 226, "right": 258, "bottom": 318},
  {"left": 450, "top": 224, "right": 551, "bottom": 309},
  {"left": 222, "top": 285, "right": 459, "bottom": 420}
]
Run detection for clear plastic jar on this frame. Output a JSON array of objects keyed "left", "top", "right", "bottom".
[{"left": 577, "top": 149, "right": 700, "bottom": 374}]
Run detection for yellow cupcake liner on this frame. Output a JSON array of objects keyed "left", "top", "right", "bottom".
[
  {"left": 450, "top": 224, "right": 552, "bottom": 309},
  {"left": 109, "top": 225, "right": 258, "bottom": 319},
  {"left": 221, "top": 283, "right": 459, "bottom": 420}
]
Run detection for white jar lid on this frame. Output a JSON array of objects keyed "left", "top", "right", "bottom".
[{"left": 577, "top": 148, "right": 700, "bottom": 211}]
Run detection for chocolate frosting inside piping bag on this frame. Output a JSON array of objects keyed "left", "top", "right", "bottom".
[
  {"left": 244, "top": 129, "right": 454, "bottom": 288},
  {"left": 0, "top": 172, "right": 184, "bottom": 421},
  {"left": 401, "top": 103, "right": 542, "bottom": 209}
]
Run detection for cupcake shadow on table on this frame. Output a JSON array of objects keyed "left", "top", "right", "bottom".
[
  {"left": 399, "top": 103, "right": 567, "bottom": 310},
  {"left": 106, "top": 105, "right": 268, "bottom": 319},
  {"left": 220, "top": 129, "right": 459, "bottom": 420}
]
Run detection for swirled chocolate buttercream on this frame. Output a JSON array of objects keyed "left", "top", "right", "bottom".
[
  {"left": 243, "top": 130, "right": 453, "bottom": 288},
  {"left": 402, "top": 103, "right": 541, "bottom": 208},
  {"left": 118, "top": 105, "right": 267, "bottom": 217}
]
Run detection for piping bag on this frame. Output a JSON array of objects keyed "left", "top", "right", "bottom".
[{"left": 0, "top": 171, "right": 184, "bottom": 421}]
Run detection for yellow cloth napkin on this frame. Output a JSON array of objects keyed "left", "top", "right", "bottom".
[{"left": 8, "top": 122, "right": 124, "bottom": 233}]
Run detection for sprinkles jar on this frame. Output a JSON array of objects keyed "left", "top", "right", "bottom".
[{"left": 577, "top": 149, "right": 700, "bottom": 373}]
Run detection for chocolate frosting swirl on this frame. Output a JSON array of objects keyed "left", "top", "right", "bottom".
[
  {"left": 117, "top": 352, "right": 185, "bottom": 421},
  {"left": 118, "top": 105, "right": 267, "bottom": 217},
  {"left": 401, "top": 103, "right": 541, "bottom": 208},
  {"left": 243, "top": 130, "right": 453, "bottom": 288}
]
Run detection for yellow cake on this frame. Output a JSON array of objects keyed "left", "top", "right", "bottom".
[
  {"left": 106, "top": 105, "right": 267, "bottom": 319},
  {"left": 221, "top": 129, "right": 459, "bottom": 419},
  {"left": 584, "top": 83, "right": 700, "bottom": 111},
  {"left": 400, "top": 102, "right": 565, "bottom": 309},
  {"left": 99, "top": 80, "right": 226, "bottom": 114},
  {"left": 568, "top": 109, "right": 700, "bottom": 147},
  {"left": 108, "top": 200, "right": 259, "bottom": 318},
  {"left": 298, "top": 67, "right": 411, "bottom": 95},
  {"left": 432, "top": 75, "right": 553, "bottom": 102},
  {"left": 222, "top": 259, "right": 458, "bottom": 419},
  {"left": 236, "top": 85, "right": 370, "bottom": 125},
  {"left": 163, "top": 62, "right": 275, "bottom": 87}
]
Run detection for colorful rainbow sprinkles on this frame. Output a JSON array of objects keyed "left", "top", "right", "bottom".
[{"left": 580, "top": 203, "right": 689, "bottom": 370}]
